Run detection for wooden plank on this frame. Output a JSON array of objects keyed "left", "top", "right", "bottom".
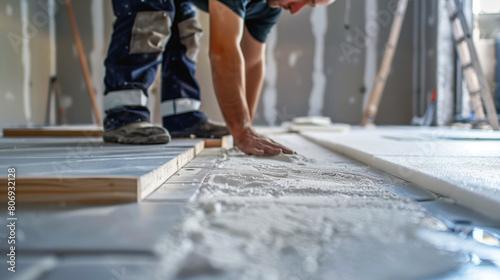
[
  {"left": 65, "top": 0, "right": 102, "bottom": 124},
  {"left": 169, "top": 136, "right": 231, "bottom": 148},
  {"left": 361, "top": 0, "right": 409, "bottom": 125},
  {"left": 144, "top": 148, "right": 222, "bottom": 203},
  {"left": 5, "top": 177, "right": 138, "bottom": 204},
  {"left": 3, "top": 126, "right": 103, "bottom": 137},
  {"left": 204, "top": 135, "right": 232, "bottom": 148},
  {"left": 0, "top": 138, "right": 204, "bottom": 204}
]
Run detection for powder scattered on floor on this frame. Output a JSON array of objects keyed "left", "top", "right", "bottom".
[{"left": 157, "top": 149, "right": 500, "bottom": 279}]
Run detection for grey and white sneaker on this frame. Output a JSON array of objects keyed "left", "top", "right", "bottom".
[
  {"left": 103, "top": 121, "right": 171, "bottom": 144},
  {"left": 169, "top": 119, "right": 229, "bottom": 139}
]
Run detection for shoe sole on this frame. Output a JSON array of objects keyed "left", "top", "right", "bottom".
[
  {"left": 103, "top": 126, "right": 171, "bottom": 145},
  {"left": 103, "top": 134, "right": 171, "bottom": 145},
  {"left": 170, "top": 131, "right": 229, "bottom": 139}
]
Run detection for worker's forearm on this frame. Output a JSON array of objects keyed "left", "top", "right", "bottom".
[
  {"left": 240, "top": 27, "right": 266, "bottom": 123},
  {"left": 209, "top": 48, "right": 252, "bottom": 138},
  {"left": 245, "top": 60, "right": 265, "bottom": 122}
]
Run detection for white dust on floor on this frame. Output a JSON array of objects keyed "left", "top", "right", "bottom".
[{"left": 157, "top": 149, "right": 498, "bottom": 280}]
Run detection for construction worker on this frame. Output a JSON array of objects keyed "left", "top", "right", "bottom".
[{"left": 102, "top": 0, "right": 335, "bottom": 156}]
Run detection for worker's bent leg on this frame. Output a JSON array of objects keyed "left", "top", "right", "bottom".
[
  {"left": 104, "top": 0, "right": 174, "bottom": 130},
  {"left": 160, "top": 0, "right": 228, "bottom": 138},
  {"left": 103, "top": 0, "right": 174, "bottom": 144}
]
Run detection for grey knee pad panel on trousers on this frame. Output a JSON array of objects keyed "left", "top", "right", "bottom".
[
  {"left": 130, "top": 11, "right": 172, "bottom": 54},
  {"left": 178, "top": 17, "right": 203, "bottom": 62}
]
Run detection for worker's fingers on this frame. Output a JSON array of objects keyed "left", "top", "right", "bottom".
[
  {"left": 263, "top": 139, "right": 294, "bottom": 155},
  {"left": 261, "top": 144, "right": 282, "bottom": 156},
  {"left": 247, "top": 140, "right": 291, "bottom": 156},
  {"left": 249, "top": 147, "right": 265, "bottom": 156},
  {"left": 272, "top": 143, "right": 294, "bottom": 154},
  {"left": 233, "top": 128, "right": 295, "bottom": 156},
  {"left": 252, "top": 136, "right": 289, "bottom": 155},
  {"left": 240, "top": 145, "right": 265, "bottom": 156},
  {"left": 281, "top": 147, "right": 295, "bottom": 154}
]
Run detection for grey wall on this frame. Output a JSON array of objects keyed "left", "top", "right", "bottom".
[
  {"left": 199, "top": 0, "right": 424, "bottom": 126},
  {"left": 0, "top": 0, "right": 112, "bottom": 127},
  {"left": 55, "top": 0, "right": 113, "bottom": 124},
  {"left": 253, "top": 0, "right": 428, "bottom": 125},
  {"left": 0, "top": 0, "right": 441, "bottom": 128},
  {"left": 0, "top": 0, "right": 54, "bottom": 126}
]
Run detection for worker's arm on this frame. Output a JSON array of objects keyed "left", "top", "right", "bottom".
[
  {"left": 208, "top": 0, "right": 293, "bottom": 156},
  {"left": 241, "top": 27, "right": 265, "bottom": 122}
]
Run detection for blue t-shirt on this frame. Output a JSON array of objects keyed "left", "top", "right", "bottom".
[{"left": 190, "top": 0, "right": 281, "bottom": 42}]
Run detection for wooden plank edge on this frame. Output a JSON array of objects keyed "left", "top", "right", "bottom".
[
  {"left": 204, "top": 135, "right": 232, "bottom": 148},
  {"left": 138, "top": 144, "right": 204, "bottom": 201},
  {"left": 3, "top": 128, "right": 103, "bottom": 138},
  {"left": 0, "top": 177, "right": 138, "bottom": 204}
]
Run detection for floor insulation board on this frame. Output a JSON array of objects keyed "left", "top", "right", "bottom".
[
  {"left": 301, "top": 126, "right": 500, "bottom": 221},
  {"left": 0, "top": 137, "right": 204, "bottom": 203},
  {"left": 1, "top": 133, "right": 500, "bottom": 279}
]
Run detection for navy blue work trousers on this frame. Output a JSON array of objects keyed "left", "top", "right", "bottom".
[{"left": 103, "top": 0, "right": 206, "bottom": 131}]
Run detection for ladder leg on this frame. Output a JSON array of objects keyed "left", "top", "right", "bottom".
[{"left": 361, "top": 0, "right": 409, "bottom": 126}]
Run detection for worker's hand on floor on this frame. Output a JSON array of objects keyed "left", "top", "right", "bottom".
[{"left": 233, "top": 126, "right": 295, "bottom": 156}]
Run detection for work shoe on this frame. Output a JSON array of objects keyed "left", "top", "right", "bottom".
[
  {"left": 103, "top": 121, "right": 171, "bottom": 144},
  {"left": 169, "top": 119, "right": 229, "bottom": 138}
]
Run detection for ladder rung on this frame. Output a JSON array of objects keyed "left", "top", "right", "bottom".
[
  {"left": 456, "top": 36, "right": 466, "bottom": 44},
  {"left": 462, "top": 63, "right": 473, "bottom": 69},
  {"left": 449, "top": 12, "right": 459, "bottom": 21}
]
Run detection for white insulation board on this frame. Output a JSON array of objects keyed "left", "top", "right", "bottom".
[{"left": 302, "top": 127, "right": 500, "bottom": 220}]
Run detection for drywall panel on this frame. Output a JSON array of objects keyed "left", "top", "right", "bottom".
[
  {"left": 0, "top": 1, "right": 25, "bottom": 126},
  {"left": 255, "top": 0, "right": 416, "bottom": 126},
  {"left": 0, "top": 0, "right": 53, "bottom": 126}
]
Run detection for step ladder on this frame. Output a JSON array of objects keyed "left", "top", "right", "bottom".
[
  {"left": 361, "top": 0, "right": 499, "bottom": 130},
  {"left": 447, "top": 0, "right": 499, "bottom": 130}
]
